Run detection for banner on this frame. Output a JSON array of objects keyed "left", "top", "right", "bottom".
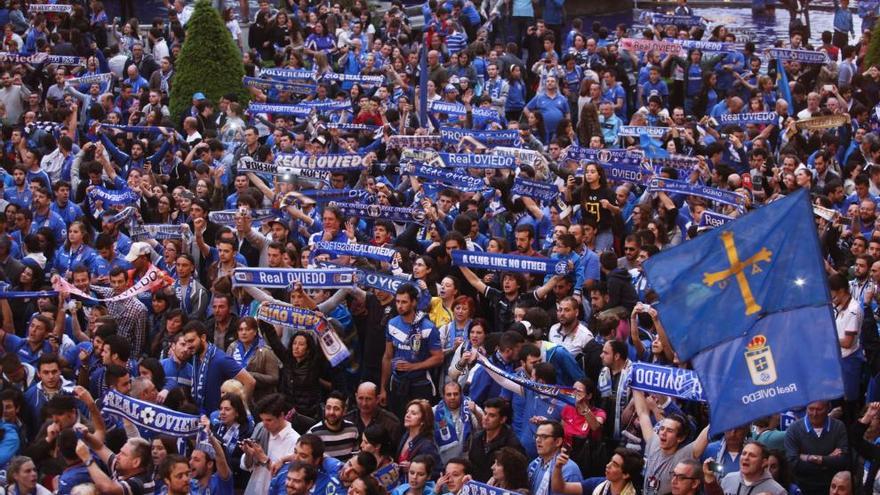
[
  {"left": 439, "top": 127, "right": 521, "bottom": 147},
  {"left": 52, "top": 267, "right": 169, "bottom": 303},
  {"left": 332, "top": 202, "right": 429, "bottom": 225},
  {"left": 475, "top": 353, "right": 577, "bottom": 406},
  {"left": 402, "top": 161, "right": 487, "bottom": 191},
  {"left": 628, "top": 362, "right": 706, "bottom": 402},
  {"left": 325, "top": 122, "right": 382, "bottom": 133},
  {"left": 699, "top": 211, "right": 734, "bottom": 228},
  {"left": 795, "top": 114, "right": 849, "bottom": 130},
  {"left": 717, "top": 112, "right": 778, "bottom": 126},
  {"left": 619, "top": 126, "right": 682, "bottom": 138},
  {"left": 312, "top": 241, "right": 397, "bottom": 263},
  {"left": 648, "top": 178, "right": 746, "bottom": 210},
  {"left": 768, "top": 48, "right": 829, "bottom": 64},
  {"left": 242, "top": 76, "right": 316, "bottom": 95},
  {"left": 232, "top": 267, "right": 359, "bottom": 289},
  {"left": 642, "top": 189, "right": 829, "bottom": 360},
  {"left": 619, "top": 38, "right": 683, "bottom": 55},
  {"left": 87, "top": 186, "right": 139, "bottom": 207},
  {"left": 275, "top": 153, "right": 364, "bottom": 171},
  {"left": 563, "top": 146, "right": 645, "bottom": 166},
  {"left": 387, "top": 135, "right": 441, "bottom": 150},
  {"left": 101, "top": 124, "right": 177, "bottom": 135},
  {"left": 29, "top": 4, "right": 73, "bottom": 13},
  {"left": 66, "top": 73, "right": 113, "bottom": 87},
  {"left": 451, "top": 250, "right": 571, "bottom": 275},
  {"left": 318, "top": 260, "right": 423, "bottom": 297},
  {"left": 693, "top": 307, "right": 843, "bottom": 434},
  {"left": 438, "top": 153, "right": 516, "bottom": 169},
  {"left": 373, "top": 463, "right": 401, "bottom": 492},
  {"left": 102, "top": 390, "right": 201, "bottom": 437},
  {"left": 256, "top": 302, "right": 350, "bottom": 366},
  {"left": 671, "top": 39, "right": 736, "bottom": 52},
  {"left": 600, "top": 162, "right": 654, "bottom": 185},
  {"left": 260, "top": 68, "right": 316, "bottom": 81},
  {"left": 460, "top": 480, "right": 520, "bottom": 495},
  {"left": 247, "top": 103, "right": 314, "bottom": 117},
  {"left": 0, "top": 52, "right": 83, "bottom": 65},
  {"left": 207, "top": 208, "right": 276, "bottom": 226},
  {"left": 511, "top": 176, "right": 559, "bottom": 202},
  {"left": 320, "top": 72, "right": 384, "bottom": 87},
  {"left": 647, "top": 13, "right": 705, "bottom": 26}
]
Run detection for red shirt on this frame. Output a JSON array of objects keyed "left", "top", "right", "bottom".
[{"left": 561, "top": 404, "right": 606, "bottom": 444}]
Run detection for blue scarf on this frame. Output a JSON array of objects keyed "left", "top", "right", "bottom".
[
  {"left": 438, "top": 153, "right": 515, "bottom": 169},
  {"left": 564, "top": 146, "right": 645, "bottom": 166},
  {"left": 671, "top": 39, "right": 735, "bottom": 52},
  {"left": 599, "top": 162, "right": 653, "bottom": 185},
  {"left": 769, "top": 48, "right": 829, "bottom": 64},
  {"left": 451, "top": 249, "right": 572, "bottom": 275},
  {"left": 334, "top": 202, "right": 429, "bottom": 225},
  {"left": 648, "top": 178, "right": 747, "bottom": 210},
  {"left": 232, "top": 337, "right": 264, "bottom": 366},
  {"left": 628, "top": 362, "right": 706, "bottom": 402},
  {"left": 312, "top": 241, "right": 397, "bottom": 263},
  {"left": 619, "top": 126, "right": 685, "bottom": 138},
  {"left": 66, "top": 72, "right": 113, "bottom": 87},
  {"left": 434, "top": 396, "right": 473, "bottom": 450},
  {"left": 325, "top": 122, "right": 382, "bottom": 133},
  {"left": 247, "top": 102, "right": 315, "bottom": 117},
  {"left": 387, "top": 135, "right": 442, "bottom": 150},
  {"left": 717, "top": 112, "right": 778, "bottom": 126},
  {"left": 102, "top": 123, "right": 178, "bottom": 135},
  {"left": 320, "top": 72, "right": 384, "bottom": 87},
  {"left": 275, "top": 153, "right": 365, "bottom": 171},
  {"left": 131, "top": 224, "right": 188, "bottom": 241},
  {"left": 105, "top": 206, "right": 136, "bottom": 225},
  {"left": 208, "top": 208, "right": 276, "bottom": 226},
  {"left": 648, "top": 13, "right": 704, "bottom": 25},
  {"left": 403, "top": 161, "right": 488, "bottom": 191},
  {"left": 88, "top": 186, "right": 139, "bottom": 207},
  {"left": 295, "top": 188, "right": 375, "bottom": 204},
  {"left": 460, "top": 480, "right": 520, "bottom": 495},
  {"left": 0, "top": 52, "right": 83, "bottom": 65},
  {"left": 475, "top": 353, "right": 577, "bottom": 406},
  {"left": 374, "top": 463, "right": 401, "bottom": 492},
  {"left": 243, "top": 76, "right": 316, "bottom": 95},
  {"left": 261, "top": 68, "right": 316, "bottom": 80},
  {"left": 511, "top": 177, "right": 559, "bottom": 202},
  {"left": 231, "top": 267, "right": 359, "bottom": 289},
  {"left": 439, "top": 127, "right": 520, "bottom": 147},
  {"left": 430, "top": 102, "right": 505, "bottom": 126},
  {"left": 191, "top": 344, "right": 217, "bottom": 411},
  {"left": 651, "top": 154, "right": 701, "bottom": 171},
  {"left": 699, "top": 211, "right": 734, "bottom": 228},
  {"left": 256, "top": 302, "right": 350, "bottom": 366},
  {"left": 102, "top": 390, "right": 201, "bottom": 437}
]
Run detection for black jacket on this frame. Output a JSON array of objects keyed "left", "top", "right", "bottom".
[
  {"left": 467, "top": 424, "right": 525, "bottom": 482},
  {"left": 604, "top": 268, "right": 638, "bottom": 312}
]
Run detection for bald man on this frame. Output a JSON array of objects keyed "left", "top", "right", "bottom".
[
  {"left": 829, "top": 471, "right": 852, "bottom": 495},
  {"left": 344, "top": 382, "right": 404, "bottom": 447}
]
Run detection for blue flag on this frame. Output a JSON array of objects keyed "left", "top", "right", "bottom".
[
  {"left": 777, "top": 58, "right": 794, "bottom": 111},
  {"left": 643, "top": 189, "right": 829, "bottom": 361},
  {"left": 639, "top": 129, "right": 670, "bottom": 159},
  {"left": 693, "top": 306, "right": 843, "bottom": 433}
]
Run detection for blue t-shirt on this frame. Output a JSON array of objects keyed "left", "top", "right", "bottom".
[
  {"left": 193, "top": 347, "right": 242, "bottom": 413},
  {"left": 54, "top": 245, "right": 98, "bottom": 277},
  {"left": 190, "top": 472, "right": 234, "bottom": 495},
  {"left": 528, "top": 456, "right": 582, "bottom": 495},
  {"left": 51, "top": 201, "right": 84, "bottom": 225},
  {"left": 5, "top": 334, "right": 51, "bottom": 366},
  {"left": 57, "top": 463, "right": 92, "bottom": 495},
  {"left": 525, "top": 93, "right": 569, "bottom": 143},
  {"left": 385, "top": 314, "right": 440, "bottom": 382}
]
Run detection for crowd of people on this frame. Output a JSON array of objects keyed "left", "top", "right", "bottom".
[{"left": 0, "top": 0, "right": 878, "bottom": 494}]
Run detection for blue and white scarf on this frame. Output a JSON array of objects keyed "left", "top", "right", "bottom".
[
  {"left": 439, "top": 127, "right": 520, "bottom": 147},
  {"left": 460, "top": 480, "right": 520, "bottom": 495},
  {"left": 564, "top": 146, "right": 645, "bottom": 166},
  {"left": 102, "top": 390, "right": 201, "bottom": 437},
  {"left": 600, "top": 162, "right": 654, "bottom": 185},
  {"left": 320, "top": 72, "right": 384, "bottom": 87},
  {"left": 324, "top": 122, "right": 382, "bottom": 133},
  {"left": 232, "top": 337, "right": 264, "bottom": 367},
  {"left": 208, "top": 208, "right": 276, "bottom": 226},
  {"left": 295, "top": 188, "right": 375, "bottom": 204},
  {"left": 247, "top": 102, "right": 315, "bottom": 117},
  {"left": 451, "top": 249, "right": 572, "bottom": 275},
  {"left": 648, "top": 13, "right": 704, "bottom": 26},
  {"left": 699, "top": 211, "right": 734, "bottom": 228},
  {"left": 29, "top": 4, "right": 73, "bottom": 13},
  {"left": 373, "top": 463, "right": 401, "bottom": 492},
  {"left": 476, "top": 353, "right": 577, "bottom": 406},
  {"left": 511, "top": 177, "right": 559, "bottom": 202},
  {"left": 105, "top": 206, "right": 136, "bottom": 225},
  {"left": 88, "top": 186, "right": 139, "bottom": 207},
  {"left": 671, "top": 39, "right": 735, "bottom": 52},
  {"left": 438, "top": 153, "right": 515, "bottom": 169},
  {"left": 256, "top": 302, "right": 350, "bottom": 366},
  {"left": 0, "top": 52, "right": 83, "bottom": 65},
  {"left": 434, "top": 397, "right": 473, "bottom": 450},
  {"left": 333, "top": 202, "right": 429, "bottom": 225},
  {"left": 648, "top": 177, "right": 747, "bottom": 210},
  {"left": 429, "top": 102, "right": 505, "bottom": 125},
  {"left": 261, "top": 68, "right": 317, "bottom": 81},
  {"left": 242, "top": 76, "right": 316, "bottom": 95},
  {"left": 130, "top": 224, "right": 188, "bottom": 241},
  {"left": 191, "top": 344, "right": 218, "bottom": 412},
  {"left": 387, "top": 135, "right": 442, "bottom": 150},
  {"left": 628, "top": 362, "right": 706, "bottom": 402},
  {"left": 717, "top": 112, "right": 778, "bottom": 126},
  {"left": 402, "top": 161, "right": 487, "bottom": 191},
  {"left": 619, "top": 126, "right": 686, "bottom": 138},
  {"left": 768, "top": 48, "right": 829, "bottom": 64},
  {"left": 102, "top": 123, "right": 178, "bottom": 136},
  {"left": 275, "top": 153, "right": 365, "bottom": 171},
  {"left": 652, "top": 154, "right": 702, "bottom": 171},
  {"left": 66, "top": 72, "right": 113, "bottom": 88},
  {"left": 231, "top": 267, "right": 359, "bottom": 289},
  {"left": 312, "top": 241, "right": 397, "bottom": 263}
]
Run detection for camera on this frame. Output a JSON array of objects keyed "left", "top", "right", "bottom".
[{"left": 707, "top": 461, "right": 724, "bottom": 477}]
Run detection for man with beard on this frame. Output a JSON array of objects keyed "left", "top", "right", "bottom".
[
  {"left": 181, "top": 321, "right": 255, "bottom": 414},
  {"left": 190, "top": 417, "right": 233, "bottom": 494},
  {"left": 307, "top": 391, "right": 359, "bottom": 461},
  {"left": 705, "top": 440, "right": 787, "bottom": 495}
]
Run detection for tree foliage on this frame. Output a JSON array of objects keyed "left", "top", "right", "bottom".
[
  {"left": 867, "top": 19, "right": 880, "bottom": 70},
  {"left": 169, "top": 0, "right": 248, "bottom": 120}
]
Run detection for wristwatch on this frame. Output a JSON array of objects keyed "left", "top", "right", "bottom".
[{"left": 84, "top": 457, "right": 94, "bottom": 467}]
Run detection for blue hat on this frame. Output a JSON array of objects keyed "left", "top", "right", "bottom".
[{"left": 193, "top": 92, "right": 206, "bottom": 101}]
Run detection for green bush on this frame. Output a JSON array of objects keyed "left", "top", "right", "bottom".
[
  {"left": 169, "top": 0, "right": 248, "bottom": 121},
  {"left": 867, "top": 20, "right": 880, "bottom": 70}
]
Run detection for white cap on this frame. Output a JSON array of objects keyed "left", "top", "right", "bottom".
[{"left": 125, "top": 242, "right": 152, "bottom": 262}]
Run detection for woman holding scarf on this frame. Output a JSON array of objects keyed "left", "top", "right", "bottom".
[
  {"left": 226, "top": 317, "right": 281, "bottom": 402},
  {"left": 211, "top": 392, "right": 254, "bottom": 490},
  {"left": 446, "top": 317, "right": 488, "bottom": 390}
]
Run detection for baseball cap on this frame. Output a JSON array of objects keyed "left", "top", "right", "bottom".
[
  {"left": 125, "top": 242, "right": 152, "bottom": 262},
  {"left": 192, "top": 92, "right": 206, "bottom": 101}
]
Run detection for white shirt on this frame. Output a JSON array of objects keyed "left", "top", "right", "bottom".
[
  {"left": 547, "top": 322, "right": 593, "bottom": 357},
  {"left": 835, "top": 296, "right": 863, "bottom": 358},
  {"left": 241, "top": 423, "right": 299, "bottom": 495}
]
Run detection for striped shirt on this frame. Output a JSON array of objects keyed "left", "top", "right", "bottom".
[{"left": 307, "top": 420, "right": 359, "bottom": 461}]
